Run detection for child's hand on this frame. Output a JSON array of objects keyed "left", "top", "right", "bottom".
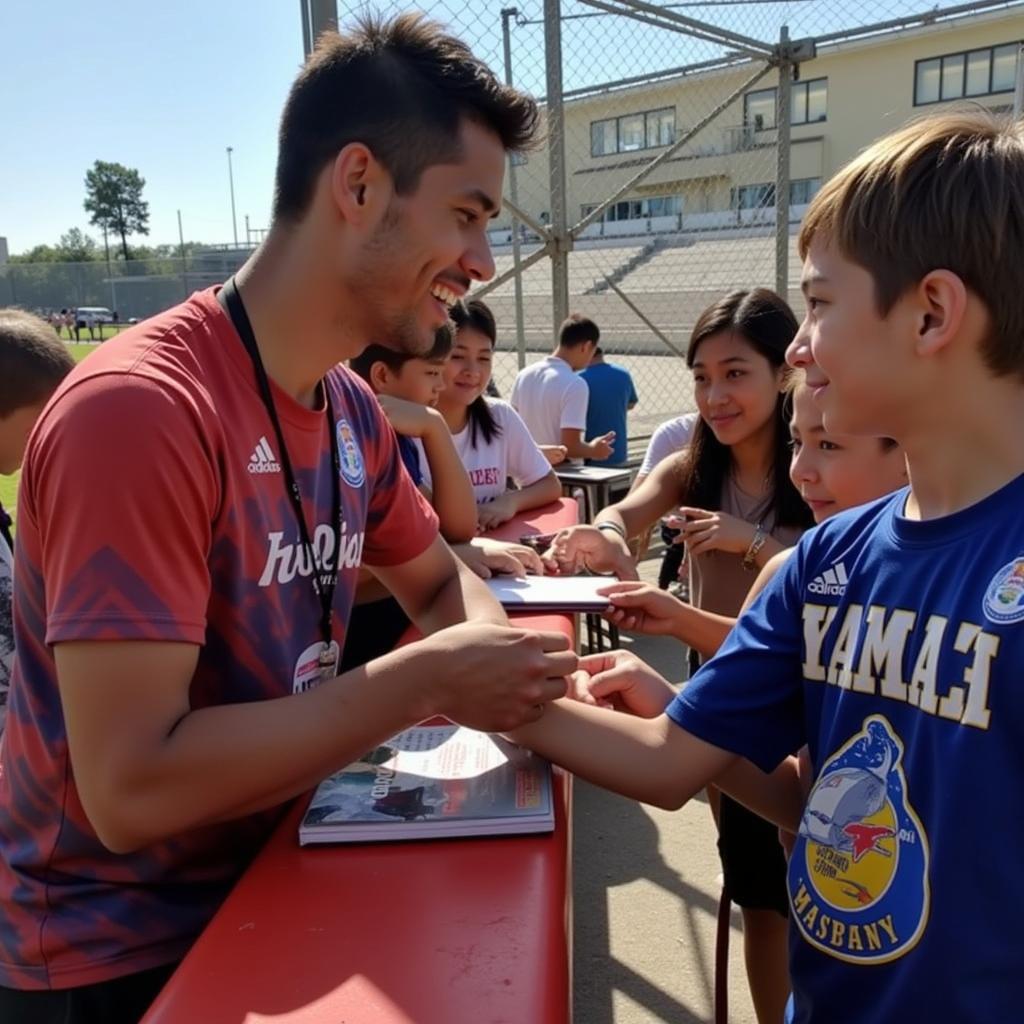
[
  {"left": 676, "top": 507, "right": 756, "bottom": 557},
  {"left": 597, "top": 580, "right": 687, "bottom": 635},
  {"left": 454, "top": 538, "right": 543, "bottom": 579},
  {"left": 544, "top": 525, "right": 638, "bottom": 579},
  {"left": 539, "top": 444, "right": 569, "bottom": 466},
  {"left": 376, "top": 394, "right": 439, "bottom": 439},
  {"left": 476, "top": 493, "right": 519, "bottom": 532},
  {"left": 578, "top": 649, "right": 675, "bottom": 718},
  {"left": 565, "top": 668, "right": 610, "bottom": 707}
]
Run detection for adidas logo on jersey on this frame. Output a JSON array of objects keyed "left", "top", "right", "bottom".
[
  {"left": 808, "top": 561, "right": 849, "bottom": 597},
  {"left": 248, "top": 436, "right": 281, "bottom": 474}
]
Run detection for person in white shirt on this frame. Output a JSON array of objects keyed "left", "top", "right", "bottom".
[
  {"left": 510, "top": 313, "right": 614, "bottom": 463},
  {"left": 429, "top": 299, "right": 561, "bottom": 532}
]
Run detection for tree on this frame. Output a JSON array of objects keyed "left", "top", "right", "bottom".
[
  {"left": 56, "top": 228, "right": 98, "bottom": 262},
  {"left": 83, "top": 160, "right": 150, "bottom": 261}
]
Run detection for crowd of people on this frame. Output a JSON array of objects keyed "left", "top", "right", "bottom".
[{"left": 1, "top": 11, "right": 1023, "bottom": 1024}]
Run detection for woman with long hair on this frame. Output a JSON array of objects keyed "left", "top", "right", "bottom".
[{"left": 550, "top": 288, "right": 814, "bottom": 1024}]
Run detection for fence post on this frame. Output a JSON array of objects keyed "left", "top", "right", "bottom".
[
  {"left": 1015, "top": 41, "right": 1023, "bottom": 119},
  {"left": 501, "top": 8, "right": 529, "bottom": 369},
  {"left": 544, "top": 0, "right": 571, "bottom": 338},
  {"left": 775, "top": 24, "right": 791, "bottom": 299}
]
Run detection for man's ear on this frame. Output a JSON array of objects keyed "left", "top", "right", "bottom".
[
  {"left": 329, "top": 143, "right": 391, "bottom": 226},
  {"left": 913, "top": 269, "right": 968, "bottom": 359}
]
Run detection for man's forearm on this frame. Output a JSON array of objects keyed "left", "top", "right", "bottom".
[
  {"left": 413, "top": 556, "right": 508, "bottom": 631},
  {"left": 92, "top": 646, "right": 442, "bottom": 852}
]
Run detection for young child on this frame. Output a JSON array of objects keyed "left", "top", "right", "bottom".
[
  {"left": 350, "top": 329, "right": 477, "bottom": 544},
  {"left": 513, "top": 110, "right": 1024, "bottom": 1023},
  {"left": 432, "top": 299, "right": 562, "bottom": 531},
  {"left": 0, "top": 309, "right": 75, "bottom": 736},
  {"left": 598, "top": 379, "right": 907, "bottom": 654}
]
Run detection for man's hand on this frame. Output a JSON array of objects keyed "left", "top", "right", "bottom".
[
  {"left": 376, "top": 394, "right": 441, "bottom": 439},
  {"left": 540, "top": 444, "right": 568, "bottom": 466},
  {"left": 588, "top": 431, "right": 615, "bottom": 461},
  {"left": 544, "top": 524, "right": 638, "bottom": 579},
  {"left": 576, "top": 649, "right": 676, "bottom": 718},
  {"left": 422, "top": 622, "right": 577, "bottom": 732},
  {"left": 477, "top": 493, "right": 519, "bottom": 532},
  {"left": 454, "top": 537, "right": 544, "bottom": 579},
  {"left": 597, "top": 580, "right": 687, "bottom": 635}
]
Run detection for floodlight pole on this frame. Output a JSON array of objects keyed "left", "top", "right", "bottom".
[
  {"left": 544, "top": 0, "right": 571, "bottom": 336},
  {"left": 501, "top": 7, "right": 529, "bottom": 369},
  {"left": 177, "top": 209, "right": 189, "bottom": 300},
  {"left": 775, "top": 25, "right": 792, "bottom": 299},
  {"left": 226, "top": 146, "right": 238, "bottom": 247}
]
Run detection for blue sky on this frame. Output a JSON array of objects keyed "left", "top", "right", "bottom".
[{"left": 1, "top": 0, "right": 984, "bottom": 253}]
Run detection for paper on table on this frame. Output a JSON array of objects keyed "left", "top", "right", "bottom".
[{"left": 486, "top": 574, "right": 617, "bottom": 612}]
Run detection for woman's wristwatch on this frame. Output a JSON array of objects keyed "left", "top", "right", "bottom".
[{"left": 742, "top": 523, "right": 767, "bottom": 571}]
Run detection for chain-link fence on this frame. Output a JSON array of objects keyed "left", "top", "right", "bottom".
[{"left": 4, "top": 0, "right": 1022, "bottom": 457}]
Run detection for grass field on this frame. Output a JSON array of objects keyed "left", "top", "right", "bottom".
[{"left": 1, "top": 343, "right": 95, "bottom": 525}]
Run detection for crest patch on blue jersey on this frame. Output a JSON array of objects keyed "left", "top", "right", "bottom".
[
  {"left": 335, "top": 418, "right": 365, "bottom": 488},
  {"left": 982, "top": 557, "right": 1024, "bottom": 625},
  {"left": 788, "top": 716, "right": 930, "bottom": 965}
]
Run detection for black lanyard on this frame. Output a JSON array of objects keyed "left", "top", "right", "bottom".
[{"left": 221, "top": 277, "right": 342, "bottom": 653}]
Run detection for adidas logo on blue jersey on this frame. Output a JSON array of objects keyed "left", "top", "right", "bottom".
[{"left": 808, "top": 561, "right": 848, "bottom": 597}]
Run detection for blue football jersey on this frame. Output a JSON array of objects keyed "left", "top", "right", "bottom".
[{"left": 668, "top": 472, "right": 1024, "bottom": 1023}]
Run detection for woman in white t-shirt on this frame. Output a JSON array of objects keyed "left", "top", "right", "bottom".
[{"left": 429, "top": 299, "right": 561, "bottom": 532}]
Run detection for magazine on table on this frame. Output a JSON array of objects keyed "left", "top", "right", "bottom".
[{"left": 299, "top": 723, "right": 554, "bottom": 845}]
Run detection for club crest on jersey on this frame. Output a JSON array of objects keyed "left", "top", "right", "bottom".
[
  {"left": 982, "top": 556, "right": 1024, "bottom": 625},
  {"left": 335, "top": 418, "right": 365, "bottom": 487},
  {"left": 788, "top": 716, "right": 930, "bottom": 965}
]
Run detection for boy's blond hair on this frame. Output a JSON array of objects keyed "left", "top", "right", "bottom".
[{"left": 799, "top": 108, "right": 1024, "bottom": 378}]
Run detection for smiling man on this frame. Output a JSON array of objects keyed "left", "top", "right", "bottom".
[{"left": 0, "top": 15, "right": 578, "bottom": 1024}]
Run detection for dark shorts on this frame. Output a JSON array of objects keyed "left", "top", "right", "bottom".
[
  {"left": 339, "top": 596, "right": 411, "bottom": 673},
  {"left": 717, "top": 793, "right": 789, "bottom": 917},
  {"left": 0, "top": 961, "right": 177, "bottom": 1024}
]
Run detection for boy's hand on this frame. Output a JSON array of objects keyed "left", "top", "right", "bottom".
[
  {"left": 376, "top": 394, "right": 441, "bottom": 439},
  {"left": 588, "top": 431, "right": 616, "bottom": 461},
  {"left": 422, "top": 622, "right": 577, "bottom": 732},
  {"left": 476, "top": 493, "right": 519, "bottom": 532},
  {"left": 578, "top": 649, "right": 675, "bottom": 718},
  {"left": 539, "top": 444, "right": 568, "bottom": 466},
  {"left": 454, "top": 538, "right": 544, "bottom": 579},
  {"left": 597, "top": 580, "right": 687, "bottom": 635},
  {"left": 675, "top": 507, "right": 755, "bottom": 557},
  {"left": 544, "top": 524, "right": 638, "bottom": 580}
]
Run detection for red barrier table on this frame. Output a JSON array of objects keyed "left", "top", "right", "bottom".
[{"left": 143, "top": 500, "right": 578, "bottom": 1024}]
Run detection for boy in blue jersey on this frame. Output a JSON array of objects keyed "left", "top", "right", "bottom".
[{"left": 511, "top": 109, "right": 1024, "bottom": 1023}]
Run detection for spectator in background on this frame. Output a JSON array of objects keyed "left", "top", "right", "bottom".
[
  {"left": 510, "top": 313, "right": 613, "bottom": 464},
  {"left": 0, "top": 309, "right": 76, "bottom": 738},
  {"left": 579, "top": 346, "right": 637, "bottom": 467}
]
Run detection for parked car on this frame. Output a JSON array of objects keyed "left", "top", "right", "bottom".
[{"left": 75, "top": 306, "right": 115, "bottom": 324}]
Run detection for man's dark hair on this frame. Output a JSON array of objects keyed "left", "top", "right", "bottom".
[
  {"left": 0, "top": 308, "right": 75, "bottom": 417},
  {"left": 349, "top": 325, "right": 453, "bottom": 385},
  {"left": 274, "top": 13, "right": 540, "bottom": 220},
  {"left": 559, "top": 314, "right": 600, "bottom": 349}
]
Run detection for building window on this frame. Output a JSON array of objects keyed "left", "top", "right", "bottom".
[
  {"left": 581, "top": 194, "right": 683, "bottom": 222},
  {"left": 744, "top": 78, "right": 828, "bottom": 130},
  {"left": 589, "top": 107, "right": 676, "bottom": 156},
  {"left": 733, "top": 178, "right": 821, "bottom": 210},
  {"left": 914, "top": 42, "right": 1020, "bottom": 105}
]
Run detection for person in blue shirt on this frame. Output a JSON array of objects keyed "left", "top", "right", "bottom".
[
  {"left": 516, "top": 109, "right": 1024, "bottom": 1023},
  {"left": 579, "top": 346, "right": 638, "bottom": 466}
]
